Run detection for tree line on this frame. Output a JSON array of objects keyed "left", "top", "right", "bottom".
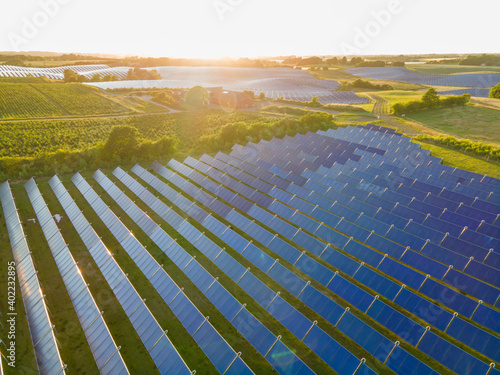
[{"left": 392, "top": 89, "right": 470, "bottom": 115}]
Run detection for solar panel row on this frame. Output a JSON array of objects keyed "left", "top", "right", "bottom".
[
  {"left": 0, "top": 181, "right": 66, "bottom": 375},
  {"left": 134, "top": 164, "right": 447, "bottom": 375},
  {"left": 125, "top": 165, "right": 381, "bottom": 375},
  {"left": 49, "top": 175, "right": 192, "bottom": 375},
  {"left": 74, "top": 172, "right": 255, "bottom": 375},
  {"left": 101, "top": 168, "right": 317, "bottom": 375},
  {"left": 204, "top": 151, "right": 500, "bottom": 317},
  {"left": 159, "top": 158, "right": 500, "bottom": 374},
  {"left": 24, "top": 178, "right": 129, "bottom": 375}
]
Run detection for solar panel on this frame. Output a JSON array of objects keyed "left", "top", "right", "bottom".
[
  {"left": 24, "top": 178, "right": 128, "bottom": 374},
  {"left": 103, "top": 168, "right": 316, "bottom": 374},
  {"left": 0, "top": 181, "right": 66, "bottom": 375}
]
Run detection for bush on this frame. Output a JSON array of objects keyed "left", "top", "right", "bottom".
[
  {"left": 490, "top": 83, "right": 500, "bottom": 99},
  {"left": 356, "top": 60, "right": 386, "bottom": 68},
  {"left": 415, "top": 135, "right": 500, "bottom": 162},
  {"left": 392, "top": 89, "right": 470, "bottom": 115},
  {"left": 195, "top": 111, "right": 337, "bottom": 152}
]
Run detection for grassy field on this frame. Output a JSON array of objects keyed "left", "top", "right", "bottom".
[
  {"left": 417, "top": 141, "right": 500, "bottom": 178},
  {"left": 374, "top": 90, "right": 426, "bottom": 108},
  {"left": 407, "top": 104, "right": 500, "bottom": 145},
  {"left": 409, "top": 63, "right": 500, "bottom": 75}
]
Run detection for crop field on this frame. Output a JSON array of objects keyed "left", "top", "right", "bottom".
[
  {"left": 0, "top": 83, "right": 65, "bottom": 119},
  {"left": 2, "top": 125, "right": 500, "bottom": 375},
  {"left": 0, "top": 111, "right": 274, "bottom": 158},
  {"left": 0, "top": 82, "right": 132, "bottom": 119}
]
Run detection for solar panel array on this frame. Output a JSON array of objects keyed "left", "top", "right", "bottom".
[
  {"left": 0, "top": 181, "right": 66, "bottom": 375},
  {"left": 346, "top": 67, "right": 500, "bottom": 88},
  {"left": 114, "top": 166, "right": 376, "bottom": 375},
  {"left": 142, "top": 124, "right": 499, "bottom": 375},
  {"left": 86, "top": 66, "right": 369, "bottom": 104},
  {"left": 49, "top": 175, "right": 192, "bottom": 375},
  {"left": 438, "top": 88, "right": 491, "bottom": 98},
  {"left": 24, "top": 178, "right": 129, "bottom": 374},
  {"left": 2, "top": 124, "right": 500, "bottom": 374},
  {"left": 0, "top": 65, "right": 129, "bottom": 80},
  {"left": 74, "top": 172, "right": 254, "bottom": 374}
]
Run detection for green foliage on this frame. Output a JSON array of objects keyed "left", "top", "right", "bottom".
[
  {"left": 338, "top": 79, "right": 393, "bottom": 91},
  {"left": 126, "top": 67, "right": 162, "bottom": 80},
  {"left": 0, "top": 110, "right": 272, "bottom": 179},
  {"left": 296, "top": 56, "right": 324, "bottom": 66},
  {"left": 185, "top": 86, "right": 209, "bottom": 108},
  {"left": 356, "top": 60, "right": 386, "bottom": 68},
  {"left": 102, "top": 126, "right": 141, "bottom": 160},
  {"left": 325, "top": 57, "right": 339, "bottom": 65},
  {"left": 242, "top": 90, "right": 255, "bottom": 98},
  {"left": 195, "top": 112, "right": 336, "bottom": 153},
  {"left": 415, "top": 135, "right": 500, "bottom": 162},
  {"left": 392, "top": 89, "right": 470, "bottom": 115},
  {"left": 392, "top": 61, "right": 406, "bottom": 67},
  {"left": 459, "top": 54, "right": 500, "bottom": 66},
  {"left": 151, "top": 91, "right": 179, "bottom": 107},
  {"left": 421, "top": 88, "right": 440, "bottom": 105},
  {"left": 261, "top": 105, "right": 310, "bottom": 116},
  {"left": 259, "top": 92, "right": 266, "bottom": 100},
  {"left": 309, "top": 96, "right": 321, "bottom": 107},
  {"left": 273, "top": 97, "right": 366, "bottom": 112},
  {"left": 490, "top": 83, "right": 500, "bottom": 99}
]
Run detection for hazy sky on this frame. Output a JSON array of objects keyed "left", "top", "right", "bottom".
[{"left": 1, "top": 0, "right": 498, "bottom": 57}]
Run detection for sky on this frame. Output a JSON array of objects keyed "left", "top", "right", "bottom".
[{"left": 1, "top": 0, "right": 498, "bottom": 58}]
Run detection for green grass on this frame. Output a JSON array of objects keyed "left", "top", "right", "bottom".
[
  {"left": 416, "top": 141, "right": 500, "bottom": 179},
  {"left": 407, "top": 104, "right": 500, "bottom": 145},
  {"left": 375, "top": 90, "right": 426, "bottom": 107},
  {"left": 409, "top": 63, "right": 500, "bottom": 75}
]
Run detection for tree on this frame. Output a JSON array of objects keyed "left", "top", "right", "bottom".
[
  {"left": 185, "top": 86, "right": 209, "bottom": 108},
  {"left": 490, "top": 83, "right": 500, "bottom": 99},
  {"left": 309, "top": 96, "right": 321, "bottom": 107},
  {"left": 341, "top": 56, "right": 348, "bottom": 65},
  {"left": 422, "top": 88, "right": 440, "bottom": 106},
  {"left": 102, "top": 126, "right": 141, "bottom": 160},
  {"left": 326, "top": 57, "right": 339, "bottom": 65},
  {"left": 64, "top": 69, "right": 78, "bottom": 82},
  {"left": 259, "top": 92, "right": 266, "bottom": 100}
]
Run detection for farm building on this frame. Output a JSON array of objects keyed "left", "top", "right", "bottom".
[{"left": 210, "top": 88, "right": 254, "bottom": 108}]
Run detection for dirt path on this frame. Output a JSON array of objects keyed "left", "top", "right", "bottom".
[
  {"left": 366, "top": 93, "right": 422, "bottom": 136},
  {"left": 0, "top": 109, "right": 173, "bottom": 123}
]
